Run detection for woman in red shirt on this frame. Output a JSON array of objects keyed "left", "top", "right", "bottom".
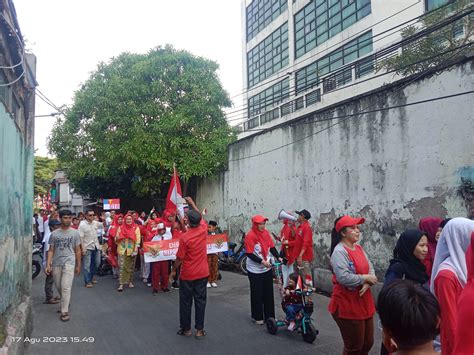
[
  {"left": 454, "top": 232, "right": 474, "bottom": 354},
  {"left": 430, "top": 217, "right": 474, "bottom": 355},
  {"left": 418, "top": 217, "right": 442, "bottom": 279},
  {"left": 328, "top": 215, "right": 377, "bottom": 355}
]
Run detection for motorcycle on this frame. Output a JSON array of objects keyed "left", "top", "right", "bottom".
[
  {"left": 32, "top": 242, "right": 43, "bottom": 279},
  {"left": 218, "top": 229, "right": 248, "bottom": 275}
]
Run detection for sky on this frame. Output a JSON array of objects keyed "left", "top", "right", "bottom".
[{"left": 13, "top": 0, "right": 245, "bottom": 156}]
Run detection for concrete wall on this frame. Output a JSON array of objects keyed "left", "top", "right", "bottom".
[{"left": 197, "top": 59, "right": 474, "bottom": 292}]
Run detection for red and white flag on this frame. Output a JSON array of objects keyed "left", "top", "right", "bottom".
[
  {"left": 296, "top": 274, "right": 303, "bottom": 291},
  {"left": 166, "top": 165, "right": 184, "bottom": 217}
]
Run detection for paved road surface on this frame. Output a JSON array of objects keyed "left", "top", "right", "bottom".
[{"left": 27, "top": 269, "right": 381, "bottom": 355}]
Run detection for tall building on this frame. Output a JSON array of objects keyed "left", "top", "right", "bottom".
[{"left": 239, "top": 0, "right": 457, "bottom": 134}]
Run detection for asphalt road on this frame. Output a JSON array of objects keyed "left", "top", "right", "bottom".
[{"left": 27, "top": 269, "right": 381, "bottom": 355}]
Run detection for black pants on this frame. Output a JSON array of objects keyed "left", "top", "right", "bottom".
[
  {"left": 179, "top": 277, "right": 207, "bottom": 330},
  {"left": 248, "top": 270, "right": 275, "bottom": 321}
]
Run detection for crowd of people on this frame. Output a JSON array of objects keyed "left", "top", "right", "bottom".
[{"left": 33, "top": 204, "right": 474, "bottom": 353}]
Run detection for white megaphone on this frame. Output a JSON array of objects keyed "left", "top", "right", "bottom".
[{"left": 278, "top": 209, "right": 297, "bottom": 222}]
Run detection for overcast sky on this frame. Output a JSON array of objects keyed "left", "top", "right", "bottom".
[{"left": 14, "top": 0, "right": 244, "bottom": 156}]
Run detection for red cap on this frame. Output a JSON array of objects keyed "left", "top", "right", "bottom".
[
  {"left": 335, "top": 216, "right": 365, "bottom": 233},
  {"left": 252, "top": 215, "right": 268, "bottom": 224}
]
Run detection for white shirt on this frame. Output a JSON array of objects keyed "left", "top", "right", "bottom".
[
  {"left": 78, "top": 220, "right": 101, "bottom": 250},
  {"left": 246, "top": 243, "right": 273, "bottom": 274},
  {"left": 151, "top": 230, "right": 172, "bottom": 242},
  {"left": 38, "top": 217, "right": 44, "bottom": 233}
]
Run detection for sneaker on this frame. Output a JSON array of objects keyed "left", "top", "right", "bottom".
[
  {"left": 211, "top": 282, "right": 218, "bottom": 288},
  {"left": 162, "top": 288, "right": 170, "bottom": 293},
  {"left": 288, "top": 321, "right": 296, "bottom": 331},
  {"left": 207, "top": 282, "right": 212, "bottom": 288},
  {"left": 85, "top": 283, "right": 93, "bottom": 288},
  {"left": 147, "top": 283, "right": 152, "bottom": 287},
  {"left": 171, "top": 282, "right": 179, "bottom": 289},
  {"left": 255, "top": 320, "right": 264, "bottom": 325},
  {"left": 92, "top": 279, "right": 98, "bottom": 284},
  {"left": 143, "top": 278, "right": 148, "bottom": 283}
]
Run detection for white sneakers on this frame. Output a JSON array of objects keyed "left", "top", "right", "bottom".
[
  {"left": 207, "top": 282, "right": 212, "bottom": 288},
  {"left": 255, "top": 320, "right": 264, "bottom": 325},
  {"left": 207, "top": 282, "right": 218, "bottom": 288},
  {"left": 288, "top": 321, "right": 296, "bottom": 331}
]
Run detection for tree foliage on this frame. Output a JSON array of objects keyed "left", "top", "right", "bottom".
[
  {"left": 48, "top": 45, "right": 236, "bottom": 198},
  {"left": 377, "top": 0, "right": 473, "bottom": 76},
  {"left": 34, "top": 155, "right": 57, "bottom": 196}
]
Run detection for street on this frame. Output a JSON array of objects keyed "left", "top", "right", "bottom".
[{"left": 28, "top": 269, "right": 382, "bottom": 355}]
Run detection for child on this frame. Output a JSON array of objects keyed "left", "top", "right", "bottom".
[
  {"left": 377, "top": 279, "right": 439, "bottom": 354},
  {"left": 282, "top": 273, "right": 304, "bottom": 331}
]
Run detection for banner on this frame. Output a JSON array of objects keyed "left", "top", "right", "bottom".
[
  {"left": 143, "top": 233, "right": 229, "bottom": 263},
  {"left": 103, "top": 198, "right": 120, "bottom": 210}
]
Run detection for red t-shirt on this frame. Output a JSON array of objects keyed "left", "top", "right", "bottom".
[
  {"left": 434, "top": 269, "right": 463, "bottom": 355},
  {"left": 293, "top": 222, "right": 314, "bottom": 262},
  {"left": 328, "top": 245, "right": 375, "bottom": 320},
  {"left": 280, "top": 224, "right": 297, "bottom": 264},
  {"left": 176, "top": 220, "right": 209, "bottom": 281}
]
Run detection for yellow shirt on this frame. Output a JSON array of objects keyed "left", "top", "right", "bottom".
[{"left": 116, "top": 226, "right": 141, "bottom": 256}]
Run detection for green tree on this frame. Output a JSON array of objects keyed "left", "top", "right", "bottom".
[
  {"left": 48, "top": 45, "right": 236, "bottom": 198},
  {"left": 34, "top": 155, "right": 57, "bottom": 196},
  {"left": 377, "top": 0, "right": 473, "bottom": 76}
]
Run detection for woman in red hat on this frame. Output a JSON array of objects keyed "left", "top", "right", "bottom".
[
  {"left": 328, "top": 215, "right": 377, "bottom": 355},
  {"left": 245, "top": 215, "right": 282, "bottom": 325}
]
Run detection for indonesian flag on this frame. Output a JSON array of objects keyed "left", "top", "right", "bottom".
[
  {"left": 296, "top": 274, "right": 303, "bottom": 292},
  {"left": 166, "top": 165, "right": 184, "bottom": 217}
]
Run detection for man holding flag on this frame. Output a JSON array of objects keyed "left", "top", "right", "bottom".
[{"left": 169, "top": 205, "right": 209, "bottom": 339}]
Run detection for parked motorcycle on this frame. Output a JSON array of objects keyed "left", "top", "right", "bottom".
[
  {"left": 218, "top": 229, "right": 247, "bottom": 275},
  {"left": 32, "top": 242, "right": 43, "bottom": 279}
]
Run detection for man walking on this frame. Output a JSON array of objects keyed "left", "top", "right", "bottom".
[
  {"left": 78, "top": 210, "right": 101, "bottom": 288},
  {"left": 294, "top": 209, "right": 314, "bottom": 286},
  {"left": 170, "top": 209, "right": 209, "bottom": 339},
  {"left": 45, "top": 209, "right": 81, "bottom": 322}
]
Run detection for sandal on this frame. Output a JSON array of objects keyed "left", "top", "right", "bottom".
[
  {"left": 195, "top": 330, "right": 206, "bottom": 339},
  {"left": 60, "top": 313, "right": 70, "bottom": 322},
  {"left": 176, "top": 328, "right": 192, "bottom": 337},
  {"left": 117, "top": 285, "right": 124, "bottom": 292}
]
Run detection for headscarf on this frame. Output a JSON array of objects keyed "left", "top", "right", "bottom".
[
  {"left": 454, "top": 232, "right": 474, "bottom": 354},
  {"left": 108, "top": 214, "right": 123, "bottom": 238},
  {"left": 419, "top": 217, "right": 442, "bottom": 260},
  {"left": 117, "top": 213, "right": 137, "bottom": 242},
  {"left": 162, "top": 210, "right": 175, "bottom": 228},
  {"left": 386, "top": 229, "right": 429, "bottom": 284},
  {"left": 430, "top": 217, "right": 474, "bottom": 291},
  {"left": 245, "top": 215, "right": 274, "bottom": 260}
]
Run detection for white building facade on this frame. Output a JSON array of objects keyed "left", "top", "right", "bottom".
[{"left": 239, "top": 0, "right": 457, "bottom": 134}]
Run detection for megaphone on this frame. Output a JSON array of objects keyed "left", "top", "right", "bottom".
[{"left": 278, "top": 209, "right": 297, "bottom": 222}]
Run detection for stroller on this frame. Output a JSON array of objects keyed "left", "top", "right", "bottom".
[
  {"left": 266, "top": 262, "right": 319, "bottom": 344},
  {"left": 97, "top": 244, "right": 114, "bottom": 276}
]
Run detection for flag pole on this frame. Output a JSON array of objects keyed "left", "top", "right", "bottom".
[{"left": 173, "top": 163, "right": 178, "bottom": 215}]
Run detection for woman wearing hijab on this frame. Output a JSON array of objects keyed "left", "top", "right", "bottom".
[
  {"left": 329, "top": 215, "right": 377, "bottom": 355},
  {"left": 381, "top": 229, "right": 429, "bottom": 354},
  {"left": 430, "top": 217, "right": 474, "bottom": 355},
  {"left": 245, "top": 215, "right": 282, "bottom": 325},
  {"left": 418, "top": 217, "right": 443, "bottom": 278},
  {"left": 454, "top": 232, "right": 474, "bottom": 354},
  {"left": 384, "top": 229, "right": 429, "bottom": 286},
  {"left": 107, "top": 214, "right": 123, "bottom": 277},
  {"left": 115, "top": 213, "right": 141, "bottom": 292}
]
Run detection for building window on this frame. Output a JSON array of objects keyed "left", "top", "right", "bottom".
[
  {"left": 246, "top": 0, "right": 288, "bottom": 42},
  {"left": 248, "top": 78, "right": 290, "bottom": 118},
  {"left": 294, "top": 0, "right": 372, "bottom": 59},
  {"left": 295, "top": 31, "right": 373, "bottom": 94},
  {"left": 425, "top": 0, "right": 451, "bottom": 11},
  {"left": 247, "top": 23, "right": 289, "bottom": 88}
]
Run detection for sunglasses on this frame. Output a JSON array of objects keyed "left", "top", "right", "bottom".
[{"left": 87, "top": 214, "right": 95, "bottom": 217}]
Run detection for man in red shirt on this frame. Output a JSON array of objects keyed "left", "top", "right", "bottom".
[
  {"left": 294, "top": 209, "right": 314, "bottom": 286},
  {"left": 170, "top": 209, "right": 209, "bottom": 339}
]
